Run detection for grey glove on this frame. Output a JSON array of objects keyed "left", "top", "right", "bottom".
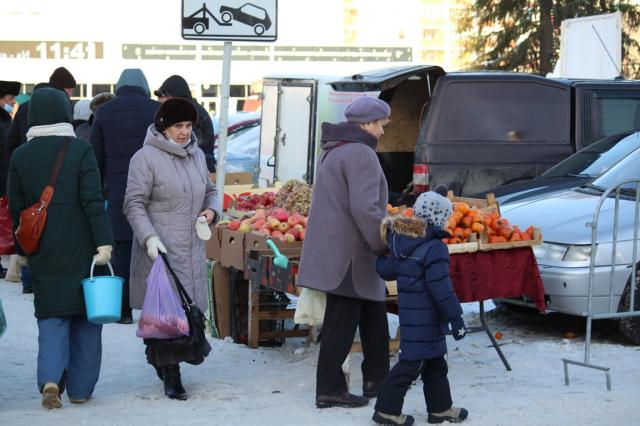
[{"left": 451, "top": 316, "right": 467, "bottom": 341}]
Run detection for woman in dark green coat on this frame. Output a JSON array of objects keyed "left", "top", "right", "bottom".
[{"left": 8, "top": 88, "right": 114, "bottom": 410}]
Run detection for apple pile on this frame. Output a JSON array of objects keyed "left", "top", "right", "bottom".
[
  {"left": 233, "top": 192, "right": 276, "bottom": 211},
  {"left": 227, "top": 207, "right": 308, "bottom": 242}
]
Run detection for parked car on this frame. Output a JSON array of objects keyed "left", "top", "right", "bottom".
[
  {"left": 499, "top": 148, "right": 640, "bottom": 344},
  {"left": 478, "top": 130, "right": 640, "bottom": 205},
  {"left": 213, "top": 114, "right": 261, "bottom": 178}
]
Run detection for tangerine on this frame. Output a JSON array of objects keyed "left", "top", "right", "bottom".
[
  {"left": 449, "top": 237, "right": 462, "bottom": 244},
  {"left": 455, "top": 202, "right": 470, "bottom": 215},
  {"left": 471, "top": 222, "right": 485, "bottom": 233},
  {"left": 461, "top": 216, "right": 473, "bottom": 228},
  {"left": 498, "top": 226, "right": 513, "bottom": 239},
  {"left": 403, "top": 208, "right": 414, "bottom": 217},
  {"left": 453, "top": 227, "right": 465, "bottom": 239}
]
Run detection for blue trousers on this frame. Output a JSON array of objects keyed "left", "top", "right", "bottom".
[
  {"left": 37, "top": 316, "right": 103, "bottom": 399},
  {"left": 21, "top": 265, "right": 32, "bottom": 292}
]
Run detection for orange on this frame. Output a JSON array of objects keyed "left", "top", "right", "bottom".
[
  {"left": 461, "top": 216, "right": 473, "bottom": 228},
  {"left": 453, "top": 227, "right": 465, "bottom": 239},
  {"left": 471, "top": 222, "right": 485, "bottom": 233},
  {"left": 472, "top": 214, "right": 485, "bottom": 224},
  {"left": 509, "top": 232, "right": 522, "bottom": 242},
  {"left": 463, "top": 228, "right": 473, "bottom": 238},
  {"left": 455, "top": 202, "right": 470, "bottom": 215},
  {"left": 466, "top": 209, "right": 477, "bottom": 217},
  {"left": 403, "top": 208, "right": 414, "bottom": 217},
  {"left": 449, "top": 237, "right": 462, "bottom": 244},
  {"left": 447, "top": 217, "right": 457, "bottom": 229},
  {"left": 498, "top": 226, "right": 513, "bottom": 239}
]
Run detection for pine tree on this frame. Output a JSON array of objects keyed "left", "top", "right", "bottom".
[{"left": 459, "top": 0, "right": 640, "bottom": 78}]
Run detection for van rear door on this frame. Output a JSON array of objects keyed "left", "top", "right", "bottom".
[
  {"left": 330, "top": 65, "right": 445, "bottom": 203},
  {"left": 419, "top": 73, "right": 573, "bottom": 195}
]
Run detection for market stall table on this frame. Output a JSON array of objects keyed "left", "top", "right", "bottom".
[{"left": 449, "top": 246, "right": 546, "bottom": 371}]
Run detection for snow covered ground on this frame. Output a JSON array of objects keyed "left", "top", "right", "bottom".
[{"left": 1, "top": 279, "right": 639, "bottom": 426}]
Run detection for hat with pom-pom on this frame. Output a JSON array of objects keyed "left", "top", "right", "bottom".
[{"left": 412, "top": 184, "right": 452, "bottom": 228}]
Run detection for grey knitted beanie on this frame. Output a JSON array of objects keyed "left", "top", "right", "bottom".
[{"left": 413, "top": 184, "right": 452, "bottom": 228}]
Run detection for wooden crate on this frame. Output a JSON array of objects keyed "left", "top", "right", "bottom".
[
  {"left": 478, "top": 227, "right": 542, "bottom": 251},
  {"left": 447, "top": 233, "right": 479, "bottom": 254}
]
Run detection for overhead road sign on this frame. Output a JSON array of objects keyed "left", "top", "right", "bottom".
[{"left": 182, "top": 0, "right": 277, "bottom": 42}]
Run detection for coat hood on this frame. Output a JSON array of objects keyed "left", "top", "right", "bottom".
[
  {"left": 143, "top": 124, "right": 198, "bottom": 157},
  {"left": 381, "top": 215, "right": 448, "bottom": 260},
  {"left": 27, "top": 87, "right": 72, "bottom": 127},
  {"left": 320, "top": 121, "right": 378, "bottom": 151},
  {"left": 116, "top": 69, "right": 151, "bottom": 97},
  {"left": 156, "top": 75, "right": 192, "bottom": 99}
]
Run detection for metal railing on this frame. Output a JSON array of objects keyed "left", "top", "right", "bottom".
[{"left": 563, "top": 178, "right": 640, "bottom": 390}]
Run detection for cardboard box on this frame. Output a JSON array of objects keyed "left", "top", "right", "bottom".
[
  {"left": 205, "top": 225, "right": 223, "bottom": 261},
  {"left": 244, "top": 231, "right": 304, "bottom": 253},
  {"left": 210, "top": 172, "right": 253, "bottom": 185},
  {"left": 220, "top": 228, "right": 246, "bottom": 270}
]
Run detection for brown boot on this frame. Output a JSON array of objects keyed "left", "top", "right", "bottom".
[{"left": 42, "top": 383, "right": 62, "bottom": 409}]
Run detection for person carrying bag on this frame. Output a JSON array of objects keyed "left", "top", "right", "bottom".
[{"left": 124, "top": 97, "right": 219, "bottom": 401}]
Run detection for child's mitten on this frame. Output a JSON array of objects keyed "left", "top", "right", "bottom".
[{"left": 451, "top": 316, "right": 467, "bottom": 340}]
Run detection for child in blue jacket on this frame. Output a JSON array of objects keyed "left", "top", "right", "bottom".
[{"left": 373, "top": 185, "right": 468, "bottom": 425}]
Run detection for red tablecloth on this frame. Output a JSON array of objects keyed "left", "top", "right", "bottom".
[{"left": 449, "top": 247, "right": 546, "bottom": 312}]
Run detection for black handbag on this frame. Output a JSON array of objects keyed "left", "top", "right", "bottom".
[{"left": 143, "top": 253, "right": 211, "bottom": 363}]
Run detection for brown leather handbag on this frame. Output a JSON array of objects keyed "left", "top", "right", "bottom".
[{"left": 15, "top": 138, "right": 71, "bottom": 254}]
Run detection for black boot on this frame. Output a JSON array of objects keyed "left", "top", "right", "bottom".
[
  {"left": 154, "top": 366, "right": 164, "bottom": 381},
  {"left": 163, "top": 364, "right": 187, "bottom": 401}
]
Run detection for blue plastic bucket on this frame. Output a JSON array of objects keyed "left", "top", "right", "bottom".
[{"left": 82, "top": 261, "right": 124, "bottom": 324}]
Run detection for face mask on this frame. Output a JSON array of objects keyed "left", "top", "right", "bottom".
[{"left": 3, "top": 104, "right": 13, "bottom": 113}]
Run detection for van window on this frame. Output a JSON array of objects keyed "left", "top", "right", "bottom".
[
  {"left": 594, "top": 96, "right": 640, "bottom": 140},
  {"left": 436, "top": 82, "right": 568, "bottom": 142}
]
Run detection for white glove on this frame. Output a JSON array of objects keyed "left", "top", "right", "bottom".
[
  {"left": 195, "top": 216, "right": 212, "bottom": 241},
  {"left": 146, "top": 236, "right": 167, "bottom": 260},
  {"left": 93, "top": 245, "right": 112, "bottom": 266},
  {"left": 18, "top": 255, "right": 28, "bottom": 267}
]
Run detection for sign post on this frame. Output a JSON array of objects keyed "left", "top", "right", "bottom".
[{"left": 181, "top": 0, "right": 278, "bottom": 213}]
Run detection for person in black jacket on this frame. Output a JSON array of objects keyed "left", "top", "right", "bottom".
[
  {"left": 373, "top": 185, "right": 468, "bottom": 425},
  {"left": 90, "top": 69, "right": 160, "bottom": 324},
  {"left": 155, "top": 75, "right": 216, "bottom": 171},
  {"left": 0, "top": 80, "right": 21, "bottom": 197}
]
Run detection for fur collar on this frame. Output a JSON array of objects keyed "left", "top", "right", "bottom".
[
  {"left": 26, "top": 122, "right": 75, "bottom": 141},
  {"left": 380, "top": 215, "right": 426, "bottom": 244}
]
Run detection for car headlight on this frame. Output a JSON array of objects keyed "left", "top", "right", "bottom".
[
  {"left": 533, "top": 242, "right": 568, "bottom": 261},
  {"left": 563, "top": 245, "right": 594, "bottom": 262}
]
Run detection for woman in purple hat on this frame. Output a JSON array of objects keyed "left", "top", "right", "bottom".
[{"left": 297, "top": 95, "right": 392, "bottom": 408}]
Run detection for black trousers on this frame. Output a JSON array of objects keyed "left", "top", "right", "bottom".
[
  {"left": 316, "top": 293, "right": 390, "bottom": 396},
  {"left": 113, "top": 240, "right": 132, "bottom": 316},
  {"left": 375, "top": 356, "right": 452, "bottom": 415}
]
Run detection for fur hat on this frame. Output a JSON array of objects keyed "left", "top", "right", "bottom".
[
  {"left": 154, "top": 97, "right": 198, "bottom": 132},
  {"left": 344, "top": 96, "right": 391, "bottom": 123},
  {"left": 49, "top": 67, "right": 76, "bottom": 89},
  {"left": 412, "top": 184, "right": 452, "bottom": 228},
  {"left": 0, "top": 81, "right": 21, "bottom": 97},
  {"left": 90, "top": 92, "right": 115, "bottom": 112}
]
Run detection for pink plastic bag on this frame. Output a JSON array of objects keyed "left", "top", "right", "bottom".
[{"left": 136, "top": 256, "right": 190, "bottom": 339}]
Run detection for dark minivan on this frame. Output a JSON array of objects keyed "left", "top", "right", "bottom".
[{"left": 330, "top": 67, "right": 640, "bottom": 199}]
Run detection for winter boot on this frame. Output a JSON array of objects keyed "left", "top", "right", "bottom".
[
  {"left": 42, "top": 382, "right": 62, "bottom": 409},
  {"left": 154, "top": 365, "right": 164, "bottom": 381},
  {"left": 428, "top": 407, "right": 468, "bottom": 424},
  {"left": 69, "top": 396, "right": 92, "bottom": 404},
  {"left": 372, "top": 410, "right": 415, "bottom": 425},
  {"left": 163, "top": 364, "right": 187, "bottom": 401},
  {"left": 316, "top": 392, "right": 369, "bottom": 408},
  {"left": 363, "top": 381, "right": 381, "bottom": 398}
]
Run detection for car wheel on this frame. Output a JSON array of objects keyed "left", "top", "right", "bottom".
[
  {"left": 193, "top": 23, "right": 206, "bottom": 34},
  {"left": 221, "top": 11, "right": 233, "bottom": 23},
  {"left": 618, "top": 275, "right": 640, "bottom": 345},
  {"left": 254, "top": 24, "right": 265, "bottom": 35}
]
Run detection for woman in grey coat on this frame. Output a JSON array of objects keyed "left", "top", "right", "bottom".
[
  {"left": 297, "top": 96, "right": 392, "bottom": 409},
  {"left": 123, "top": 98, "right": 219, "bottom": 400}
]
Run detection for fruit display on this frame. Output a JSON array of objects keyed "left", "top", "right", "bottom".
[
  {"left": 231, "top": 191, "right": 276, "bottom": 211},
  {"left": 226, "top": 207, "right": 308, "bottom": 242},
  {"left": 274, "top": 180, "right": 312, "bottom": 216},
  {"left": 386, "top": 204, "right": 414, "bottom": 217},
  {"left": 443, "top": 201, "right": 539, "bottom": 245}
]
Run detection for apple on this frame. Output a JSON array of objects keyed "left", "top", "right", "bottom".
[
  {"left": 238, "top": 222, "right": 251, "bottom": 233},
  {"left": 299, "top": 229, "right": 306, "bottom": 241},
  {"left": 293, "top": 224, "right": 304, "bottom": 231},
  {"left": 258, "top": 227, "right": 271, "bottom": 236},
  {"left": 286, "top": 228, "right": 300, "bottom": 240},
  {"left": 252, "top": 219, "right": 265, "bottom": 230},
  {"left": 278, "top": 222, "right": 290, "bottom": 233},
  {"left": 270, "top": 230, "right": 283, "bottom": 238},
  {"left": 283, "top": 233, "right": 296, "bottom": 243},
  {"left": 228, "top": 220, "right": 241, "bottom": 231},
  {"left": 267, "top": 218, "right": 281, "bottom": 230},
  {"left": 288, "top": 216, "right": 300, "bottom": 227}
]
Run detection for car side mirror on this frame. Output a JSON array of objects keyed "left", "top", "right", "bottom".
[{"left": 266, "top": 155, "right": 275, "bottom": 167}]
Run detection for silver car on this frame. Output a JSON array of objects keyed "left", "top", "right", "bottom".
[{"left": 500, "top": 147, "right": 640, "bottom": 344}]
